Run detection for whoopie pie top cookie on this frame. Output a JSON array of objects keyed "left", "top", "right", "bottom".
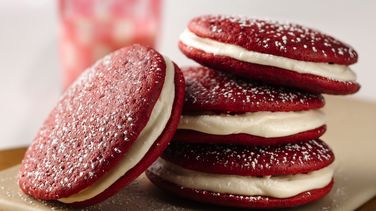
[
  {"left": 147, "top": 140, "right": 334, "bottom": 208},
  {"left": 175, "top": 66, "right": 326, "bottom": 145},
  {"left": 179, "top": 15, "right": 360, "bottom": 94},
  {"left": 161, "top": 140, "right": 334, "bottom": 176},
  {"left": 18, "top": 44, "right": 185, "bottom": 206}
]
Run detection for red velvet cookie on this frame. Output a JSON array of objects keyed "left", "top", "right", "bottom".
[
  {"left": 162, "top": 139, "right": 334, "bottom": 176},
  {"left": 18, "top": 44, "right": 185, "bottom": 207},
  {"left": 146, "top": 140, "right": 335, "bottom": 209},
  {"left": 175, "top": 126, "right": 326, "bottom": 146},
  {"left": 179, "top": 15, "right": 360, "bottom": 95},
  {"left": 175, "top": 66, "right": 326, "bottom": 146}
]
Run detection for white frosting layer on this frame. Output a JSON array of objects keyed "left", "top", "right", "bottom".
[
  {"left": 151, "top": 158, "right": 334, "bottom": 198},
  {"left": 180, "top": 29, "right": 356, "bottom": 82},
  {"left": 59, "top": 57, "right": 176, "bottom": 203},
  {"left": 178, "top": 110, "right": 325, "bottom": 138}
]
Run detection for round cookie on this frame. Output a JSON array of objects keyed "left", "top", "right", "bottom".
[
  {"left": 179, "top": 15, "right": 360, "bottom": 95},
  {"left": 146, "top": 140, "right": 335, "bottom": 209},
  {"left": 162, "top": 140, "right": 334, "bottom": 176},
  {"left": 18, "top": 44, "right": 185, "bottom": 207},
  {"left": 175, "top": 66, "right": 326, "bottom": 146},
  {"left": 175, "top": 125, "right": 326, "bottom": 148}
]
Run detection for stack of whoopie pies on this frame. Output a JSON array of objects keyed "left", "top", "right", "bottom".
[
  {"left": 146, "top": 15, "right": 360, "bottom": 208},
  {"left": 18, "top": 15, "right": 360, "bottom": 209}
]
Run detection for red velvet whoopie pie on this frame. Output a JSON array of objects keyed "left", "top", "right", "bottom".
[
  {"left": 179, "top": 15, "right": 360, "bottom": 95},
  {"left": 174, "top": 66, "right": 326, "bottom": 146},
  {"left": 18, "top": 44, "right": 185, "bottom": 207},
  {"left": 147, "top": 140, "right": 335, "bottom": 209}
]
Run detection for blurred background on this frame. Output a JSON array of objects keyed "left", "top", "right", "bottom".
[{"left": 0, "top": 0, "right": 375, "bottom": 149}]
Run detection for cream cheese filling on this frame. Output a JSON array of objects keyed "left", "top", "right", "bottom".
[
  {"left": 151, "top": 158, "right": 334, "bottom": 199},
  {"left": 180, "top": 29, "right": 356, "bottom": 82},
  {"left": 59, "top": 56, "right": 175, "bottom": 203},
  {"left": 178, "top": 110, "right": 325, "bottom": 138}
]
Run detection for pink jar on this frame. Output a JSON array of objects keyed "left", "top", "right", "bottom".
[{"left": 59, "top": 0, "right": 162, "bottom": 88}]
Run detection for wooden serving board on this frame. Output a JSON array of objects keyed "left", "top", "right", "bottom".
[{"left": 0, "top": 96, "right": 375, "bottom": 211}]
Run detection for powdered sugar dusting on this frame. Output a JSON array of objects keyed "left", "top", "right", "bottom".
[
  {"left": 183, "top": 66, "right": 324, "bottom": 113},
  {"left": 197, "top": 15, "right": 358, "bottom": 64},
  {"left": 163, "top": 139, "right": 334, "bottom": 176},
  {"left": 18, "top": 45, "right": 166, "bottom": 200}
]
